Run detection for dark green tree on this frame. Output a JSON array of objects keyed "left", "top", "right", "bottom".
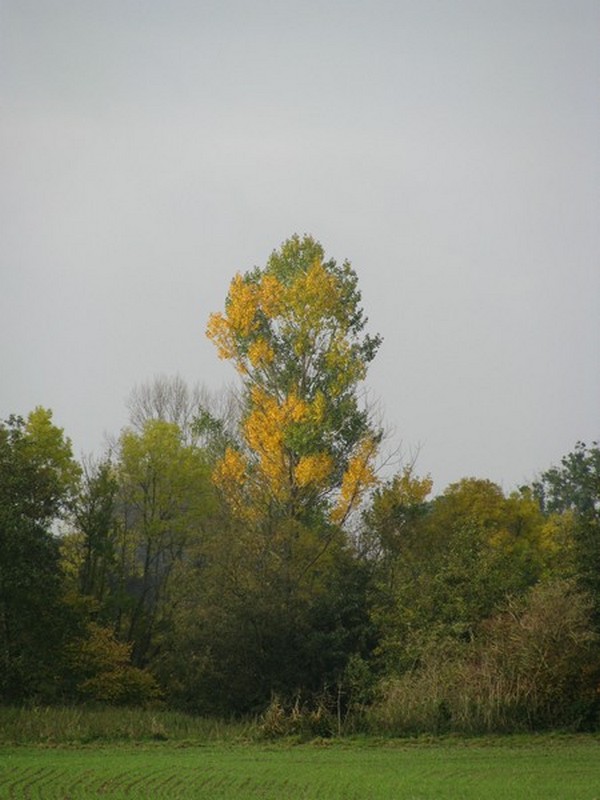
[
  {"left": 0, "top": 409, "right": 80, "bottom": 702},
  {"left": 533, "top": 442, "right": 600, "bottom": 624},
  {"left": 74, "top": 458, "right": 118, "bottom": 610}
]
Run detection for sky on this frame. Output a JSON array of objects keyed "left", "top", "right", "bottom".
[{"left": 1, "top": 0, "right": 599, "bottom": 494}]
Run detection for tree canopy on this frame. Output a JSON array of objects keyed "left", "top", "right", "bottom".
[{"left": 207, "top": 234, "right": 382, "bottom": 527}]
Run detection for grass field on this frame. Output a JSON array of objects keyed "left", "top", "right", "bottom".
[{"left": 1, "top": 737, "right": 600, "bottom": 799}]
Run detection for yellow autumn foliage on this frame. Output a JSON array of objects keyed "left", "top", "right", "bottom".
[
  {"left": 243, "top": 388, "right": 309, "bottom": 498},
  {"left": 212, "top": 447, "right": 249, "bottom": 511},
  {"left": 393, "top": 468, "right": 433, "bottom": 506},
  {"left": 248, "top": 337, "right": 275, "bottom": 367},
  {"left": 295, "top": 452, "right": 334, "bottom": 488},
  {"left": 206, "top": 236, "right": 382, "bottom": 526},
  {"left": 309, "top": 391, "right": 327, "bottom": 424},
  {"left": 205, "top": 312, "right": 235, "bottom": 360},
  {"left": 227, "top": 273, "right": 260, "bottom": 335},
  {"left": 288, "top": 260, "right": 339, "bottom": 323},
  {"left": 332, "top": 436, "right": 379, "bottom": 524},
  {"left": 260, "top": 273, "right": 283, "bottom": 317},
  {"left": 214, "top": 446, "right": 247, "bottom": 485},
  {"left": 206, "top": 250, "right": 359, "bottom": 387}
]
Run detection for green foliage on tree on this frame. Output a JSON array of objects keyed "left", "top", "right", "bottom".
[
  {"left": 533, "top": 442, "right": 600, "bottom": 624},
  {"left": 157, "top": 528, "right": 376, "bottom": 715},
  {"left": 370, "top": 578, "right": 600, "bottom": 734},
  {"left": 110, "top": 419, "right": 215, "bottom": 666},
  {"left": 74, "top": 459, "right": 119, "bottom": 609},
  {"left": 0, "top": 410, "right": 80, "bottom": 702},
  {"left": 368, "top": 476, "right": 547, "bottom": 675},
  {"left": 207, "top": 234, "right": 382, "bottom": 527},
  {"left": 155, "top": 236, "right": 384, "bottom": 714},
  {"left": 60, "top": 414, "right": 217, "bottom": 704}
]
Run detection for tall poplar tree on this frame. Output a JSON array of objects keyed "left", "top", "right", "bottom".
[
  {"left": 207, "top": 233, "right": 382, "bottom": 528},
  {"left": 184, "top": 235, "right": 382, "bottom": 711}
]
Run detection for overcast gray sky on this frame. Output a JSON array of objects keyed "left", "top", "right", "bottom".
[{"left": 1, "top": 0, "right": 598, "bottom": 493}]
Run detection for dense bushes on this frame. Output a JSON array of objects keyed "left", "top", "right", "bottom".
[{"left": 368, "top": 579, "right": 600, "bottom": 734}]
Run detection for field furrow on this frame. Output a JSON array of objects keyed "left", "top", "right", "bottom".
[{"left": 1, "top": 739, "right": 599, "bottom": 800}]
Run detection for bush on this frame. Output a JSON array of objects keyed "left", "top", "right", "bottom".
[
  {"left": 67, "top": 623, "right": 161, "bottom": 706},
  {"left": 368, "top": 579, "right": 600, "bottom": 734},
  {"left": 257, "top": 695, "right": 337, "bottom": 740},
  {"left": 78, "top": 666, "right": 161, "bottom": 706}
]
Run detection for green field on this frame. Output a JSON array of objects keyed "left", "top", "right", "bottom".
[{"left": 1, "top": 738, "right": 600, "bottom": 799}]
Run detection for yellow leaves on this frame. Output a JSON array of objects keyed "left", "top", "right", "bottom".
[
  {"left": 370, "top": 468, "right": 433, "bottom": 531},
  {"left": 394, "top": 468, "right": 433, "bottom": 506},
  {"left": 332, "top": 436, "right": 379, "bottom": 524},
  {"left": 206, "top": 273, "right": 284, "bottom": 371},
  {"left": 295, "top": 453, "right": 334, "bottom": 488},
  {"left": 206, "top": 273, "right": 261, "bottom": 365},
  {"left": 285, "top": 261, "right": 342, "bottom": 362},
  {"left": 206, "top": 312, "right": 235, "bottom": 361},
  {"left": 207, "top": 249, "right": 353, "bottom": 388},
  {"left": 288, "top": 259, "right": 338, "bottom": 322},
  {"left": 248, "top": 337, "right": 275, "bottom": 368},
  {"left": 245, "top": 388, "right": 306, "bottom": 451},
  {"left": 70, "top": 623, "right": 161, "bottom": 705},
  {"left": 243, "top": 388, "right": 309, "bottom": 499},
  {"left": 260, "top": 273, "right": 283, "bottom": 317},
  {"left": 309, "top": 391, "right": 327, "bottom": 425},
  {"left": 214, "top": 447, "right": 247, "bottom": 488},
  {"left": 214, "top": 385, "right": 342, "bottom": 509},
  {"left": 212, "top": 447, "right": 259, "bottom": 522},
  {"left": 326, "top": 338, "right": 366, "bottom": 394},
  {"left": 206, "top": 237, "right": 382, "bottom": 528},
  {"left": 227, "top": 273, "right": 260, "bottom": 336},
  {"left": 211, "top": 381, "right": 380, "bottom": 521}
]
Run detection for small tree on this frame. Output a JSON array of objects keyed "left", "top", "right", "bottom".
[{"left": 67, "top": 622, "right": 161, "bottom": 705}]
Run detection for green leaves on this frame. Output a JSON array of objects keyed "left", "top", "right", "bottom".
[
  {"left": 208, "top": 234, "right": 382, "bottom": 525},
  {"left": 0, "top": 410, "right": 81, "bottom": 702}
]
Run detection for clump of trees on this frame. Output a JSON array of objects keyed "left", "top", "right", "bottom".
[{"left": 1, "top": 234, "right": 599, "bottom": 733}]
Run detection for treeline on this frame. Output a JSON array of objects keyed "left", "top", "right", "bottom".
[{"left": 1, "top": 236, "right": 599, "bottom": 734}]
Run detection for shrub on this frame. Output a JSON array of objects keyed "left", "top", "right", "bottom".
[
  {"left": 369, "top": 579, "right": 600, "bottom": 734},
  {"left": 67, "top": 623, "right": 161, "bottom": 706},
  {"left": 257, "top": 695, "right": 337, "bottom": 740},
  {"left": 78, "top": 666, "right": 161, "bottom": 706}
]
